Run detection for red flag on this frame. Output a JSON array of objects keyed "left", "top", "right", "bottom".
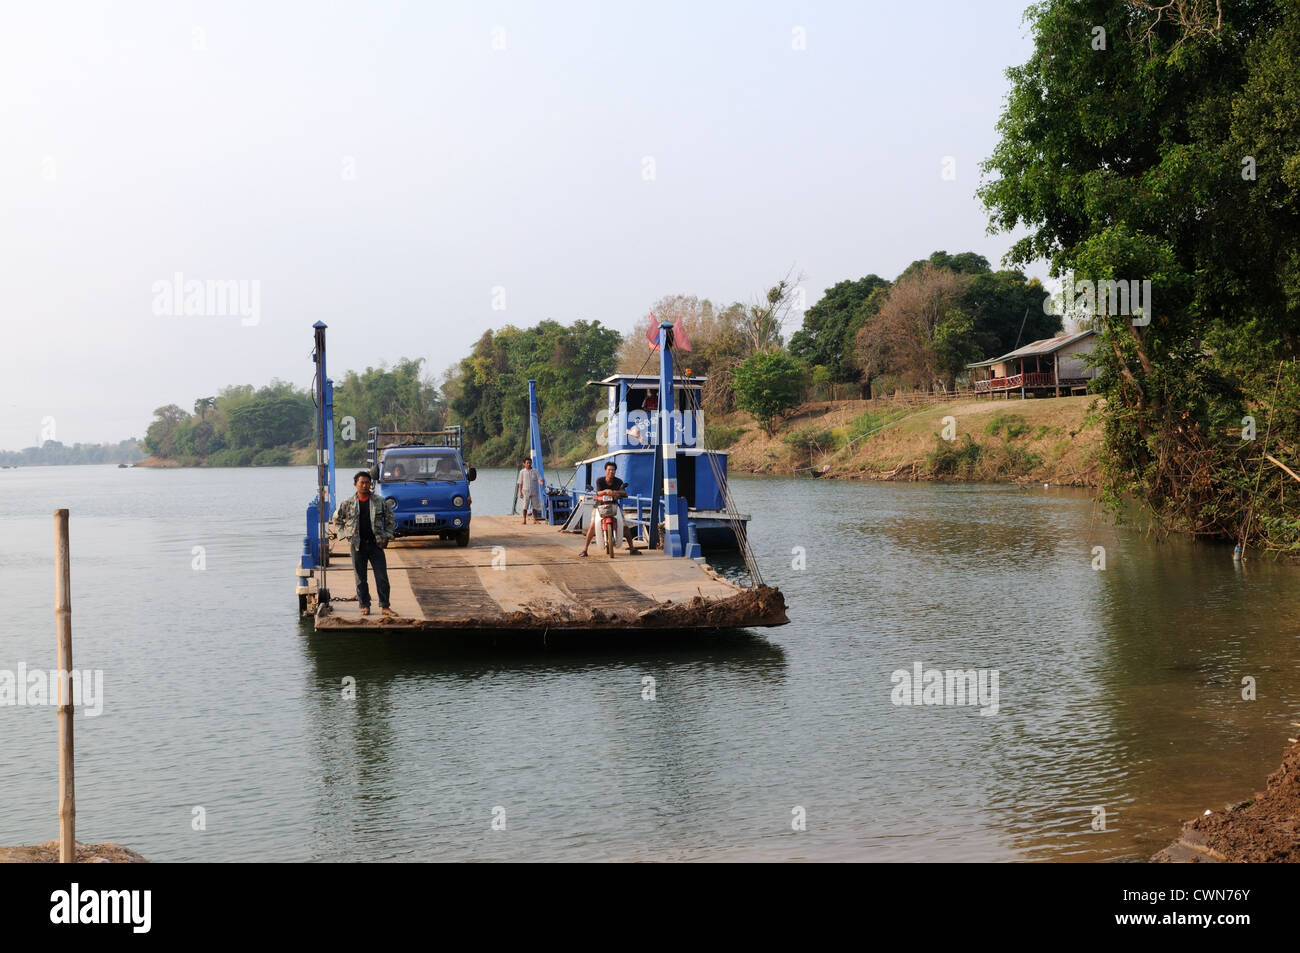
[
  {"left": 645, "top": 311, "right": 693, "bottom": 351},
  {"left": 672, "top": 316, "right": 693, "bottom": 352}
]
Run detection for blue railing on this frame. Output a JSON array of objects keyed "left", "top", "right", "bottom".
[{"left": 570, "top": 491, "right": 658, "bottom": 541}]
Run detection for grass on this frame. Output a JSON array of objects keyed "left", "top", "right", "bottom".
[
  {"left": 849, "top": 408, "right": 911, "bottom": 439},
  {"left": 783, "top": 426, "right": 838, "bottom": 459},
  {"left": 984, "top": 412, "right": 1031, "bottom": 439},
  {"left": 705, "top": 424, "right": 748, "bottom": 450},
  {"left": 726, "top": 394, "right": 1102, "bottom": 485},
  {"left": 926, "top": 434, "right": 982, "bottom": 477}
]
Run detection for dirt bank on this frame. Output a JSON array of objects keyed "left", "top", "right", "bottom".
[
  {"left": 719, "top": 395, "right": 1103, "bottom": 486},
  {"left": 0, "top": 841, "right": 148, "bottom": 863},
  {"left": 1155, "top": 739, "right": 1300, "bottom": 862}
]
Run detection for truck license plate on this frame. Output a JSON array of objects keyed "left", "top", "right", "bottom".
[{"left": 414, "top": 514, "right": 438, "bottom": 524}]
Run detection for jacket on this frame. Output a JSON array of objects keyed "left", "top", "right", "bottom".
[{"left": 331, "top": 492, "right": 396, "bottom": 549}]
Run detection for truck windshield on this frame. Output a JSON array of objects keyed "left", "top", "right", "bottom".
[{"left": 382, "top": 454, "right": 464, "bottom": 482}]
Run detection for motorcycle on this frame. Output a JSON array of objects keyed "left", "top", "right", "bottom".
[{"left": 594, "top": 490, "right": 621, "bottom": 559}]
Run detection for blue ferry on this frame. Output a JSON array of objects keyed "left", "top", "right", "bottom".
[{"left": 526, "top": 321, "right": 751, "bottom": 556}]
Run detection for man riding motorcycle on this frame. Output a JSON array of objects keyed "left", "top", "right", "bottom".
[{"left": 580, "top": 461, "right": 640, "bottom": 557}]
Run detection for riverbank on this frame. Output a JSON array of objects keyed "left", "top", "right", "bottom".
[
  {"left": 1155, "top": 739, "right": 1300, "bottom": 862},
  {"left": 719, "top": 395, "right": 1103, "bottom": 486},
  {"left": 0, "top": 841, "right": 147, "bottom": 863},
  {"left": 132, "top": 447, "right": 318, "bottom": 468},
  {"left": 130, "top": 395, "right": 1105, "bottom": 484}
]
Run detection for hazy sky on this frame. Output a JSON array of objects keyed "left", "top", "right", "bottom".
[{"left": 0, "top": 0, "right": 1043, "bottom": 450}]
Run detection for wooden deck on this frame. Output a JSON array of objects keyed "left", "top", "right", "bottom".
[{"left": 306, "top": 516, "right": 787, "bottom": 632}]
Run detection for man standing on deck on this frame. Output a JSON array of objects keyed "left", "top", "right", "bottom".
[
  {"left": 518, "top": 457, "right": 542, "bottom": 524},
  {"left": 580, "top": 461, "right": 640, "bottom": 556},
  {"left": 330, "top": 471, "right": 397, "bottom": 617}
]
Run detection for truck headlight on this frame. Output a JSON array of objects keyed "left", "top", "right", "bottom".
[
  {"left": 453, "top": 495, "right": 465, "bottom": 507},
  {"left": 453, "top": 518, "right": 463, "bottom": 527}
]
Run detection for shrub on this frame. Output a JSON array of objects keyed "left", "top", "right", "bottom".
[
  {"left": 207, "top": 448, "right": 255, "bottom": 467},
  {"left": 987, "top": 443, "right": 1042, "bottom": 476},
  {"left": 926, "top": 434, "right": 982, "bottom": 476},
  {"left": 704, "top": 424, "right": 747, "bottom": 449},
  {"left": 984, "top": 412, "right": 1031, "bottom": 438},
  {"left": 783, "top": 427, "right": 836, "bottom": 457},
  {"left": 733, "top": 351, "right": 808, "bottom": 434},
  {"left": 252, "top": 448, "right": 292, "bottom": 466}
]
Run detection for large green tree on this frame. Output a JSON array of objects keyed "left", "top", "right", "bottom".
[
  {"left": 898, "top": 250, "right": 1060, "bottom": 358},
  {"left": 451, "top": 319, "right": 623, "bottom": 464},
  {"left": 981, "top": 0, "right": 1300, "bottom": 548},
  {"left": 732, "top": 350, "right": 808, "bottom": 434},
  {"left": 789, "top": 275, "right": 891, "bottom": 385}
]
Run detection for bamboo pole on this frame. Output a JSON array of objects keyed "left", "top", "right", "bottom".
[
  {"left": 54, "top": 509, "right": 75, "bottom": 863},
  {"left": 1265, "top": 454, "right": 1300, "bottom": 484}
]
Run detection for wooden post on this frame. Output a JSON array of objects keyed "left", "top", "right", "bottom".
[{"left": 54, "top": 509, "right": 75, "bottom": 863}]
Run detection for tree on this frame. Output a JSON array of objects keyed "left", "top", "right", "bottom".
[
  {"left": 898, "top": 250, "right": 991, "bottom": 281},
  {"left": 980, "top": 0, "right": 1300, "bottom": 546},
  {"left": 739, "top": 270, "right": 805, "bottom": 354},
  {"left": 142, "top": 404, "right": 189, "bottom": 457},
  {"left": 789, "top": 275, "right": 891, "bottom": 386},
  {"left": 450, "top": 319, "right": 623, "bottom": 463},
  {"left": 964, "top": 270, "right": 1059, "bottom": 357},
  {"left": 855, "top": 264, "right": 974, "bottom": 391},
  {"left": 732, "top": 350, "right": 807, "bottom": 435}
]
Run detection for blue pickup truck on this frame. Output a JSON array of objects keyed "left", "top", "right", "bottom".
[{"left": 366, "top": 427, "right": 476, "bottom": 546}]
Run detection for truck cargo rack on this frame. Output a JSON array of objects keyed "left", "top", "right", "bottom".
[{"left": 367, "top": 426, "right": 463, "bottom": 466}]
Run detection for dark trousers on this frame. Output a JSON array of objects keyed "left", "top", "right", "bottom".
[{"left": 352, "top": 539, "right": 390, "bottom": 608}]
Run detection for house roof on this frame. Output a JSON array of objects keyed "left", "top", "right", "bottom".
[{"left": 966, "top": 329, "right": 1097, "bottom": 368}]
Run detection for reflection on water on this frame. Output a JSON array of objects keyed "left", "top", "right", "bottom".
[
  {"left": 299, "top": 630, "right": 787, "bottom": 861},
  {"left": 1, "top": 465, "right": 1297, "bottom": 861}
]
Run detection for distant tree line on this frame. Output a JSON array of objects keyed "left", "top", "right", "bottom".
[
  {"left": 448, "top": 320, "right": 624, "bottom": 465},
  {"left": 0, "top": 439, "right": 143, "bottom": 467},
  {"left": 789, "top": 250, "right": 1059, "bottom": 397},
  {"left": 607, "top": 254, "right": 1058, "bottom": 434},
  {"left": 141, "top": 359, "right": 443, "bottom": 467},
  {"left": 136, "top": 258, "right": 1057, "bottom": 465}
]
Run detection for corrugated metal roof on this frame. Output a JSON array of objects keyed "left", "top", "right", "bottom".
[
  {"left": 597, "top": 373, "right": 707, "bottom": 384},
  {"left": 966, "top": 329, "right": 1097, "bottom": 368}
]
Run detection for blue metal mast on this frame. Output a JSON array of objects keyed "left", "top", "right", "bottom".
[
  {"left": 313, "top": 321, "right": 335, "bottom": 567},
  {"left": 527, "top": 378, "right": 548, "bottom": 522},
  {"left": 656, "top": 321, "right": 686, "bottom": 557}
]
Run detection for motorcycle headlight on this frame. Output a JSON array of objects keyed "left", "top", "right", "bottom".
[{"left": 453, "top": 495, "right": 465, "bottom": 507}]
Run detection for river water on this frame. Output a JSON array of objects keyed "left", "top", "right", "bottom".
[{"left": 1, "top": 465, "right": 1297, "bottom": 861}]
